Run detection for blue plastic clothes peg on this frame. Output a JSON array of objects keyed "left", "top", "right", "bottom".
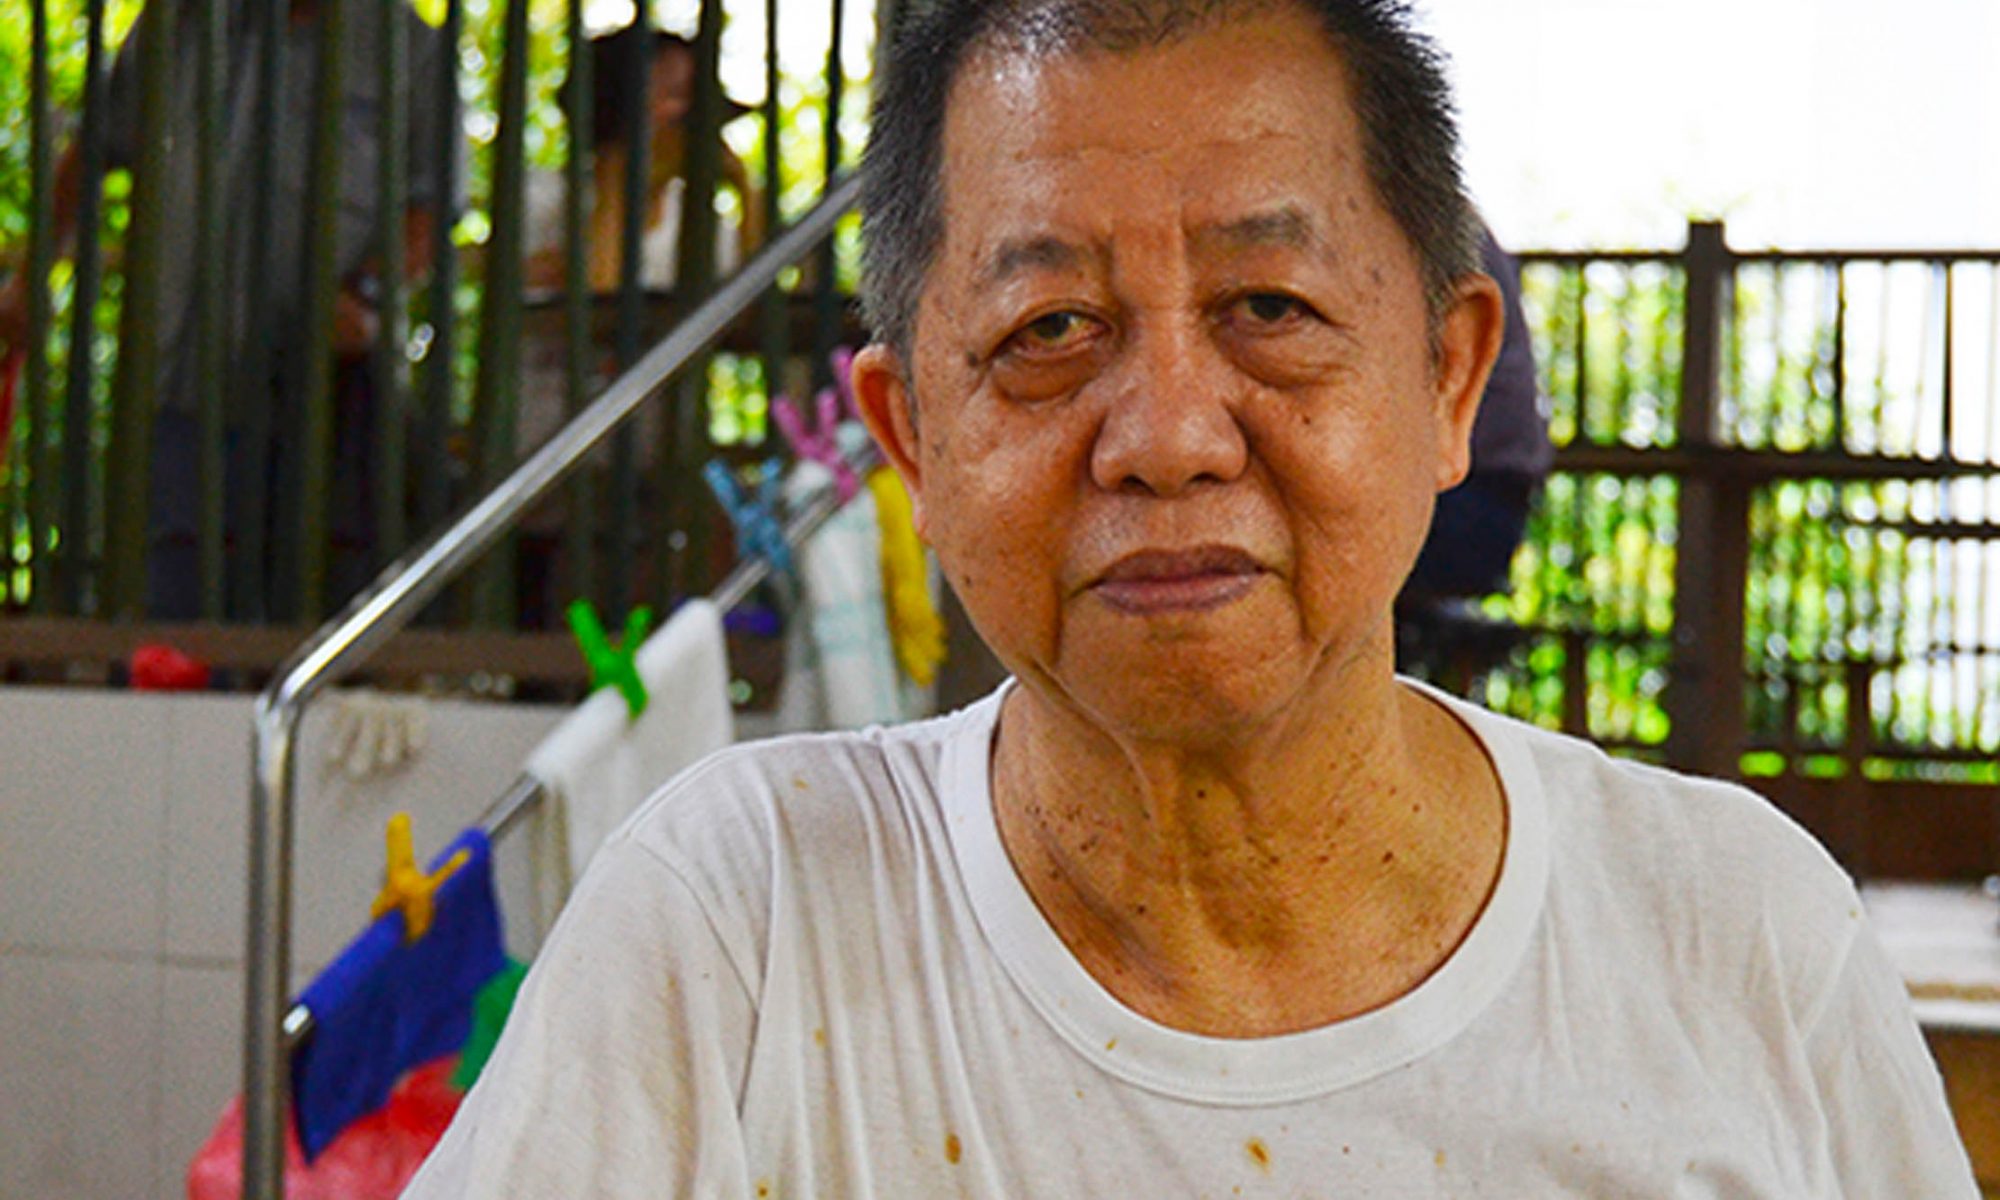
[{"left": 704, "top": 458, "right": 794, "bottom": 578}]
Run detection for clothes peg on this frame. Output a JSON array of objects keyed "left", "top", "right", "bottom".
[
  {"left": 772, "top": 383, "right": 861, "bottom": 503},
  {"left": 370, "top": 812, "right": 471, "bottom": 944},
  {"left": 704, "top": 457, "right": 794, "bottom": 578},
  {"left": 566, "top": 599, "right": 653, "bottom": 719},
  {"left": 867, "top": 467, "right": 947, "bottom": 687},
  {"left": 828, "top": 345, "right": 859, "bottom": 423}
]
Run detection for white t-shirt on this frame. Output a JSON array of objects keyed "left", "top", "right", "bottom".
[{"left": 405, "top": 683, "right": 1976, "bottom": 1198}]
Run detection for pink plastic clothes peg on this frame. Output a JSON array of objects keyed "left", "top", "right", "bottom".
[{"left": 771, "top": 382, "right": 861, "bottom": 504}]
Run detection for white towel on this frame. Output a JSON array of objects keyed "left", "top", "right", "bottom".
[
  {"left": 774, "top": 453, "right": 930, "bottom": 732},
  {"left": 522, "top": 598, "right": 734, "bottom": 936}
]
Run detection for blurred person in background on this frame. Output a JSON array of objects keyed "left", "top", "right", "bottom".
[{"left": 0, "top": 0, "right": 454, "bottom": 619}]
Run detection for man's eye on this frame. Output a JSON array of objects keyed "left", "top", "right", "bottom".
[
  {"left": 1010, "top": 311, "right": 1095, "bottom": 352},
  {"left": 1234, "top": 292, "right": 1310, "bottom": 327}
]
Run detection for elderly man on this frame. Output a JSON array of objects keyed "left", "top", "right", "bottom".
[{"left": 406, "top": 0, "right": 1976, "bottom": 1194}]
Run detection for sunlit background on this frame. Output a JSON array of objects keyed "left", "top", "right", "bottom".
[{"left": 1425, "top": 0, "right": 2000, "bottom": 251}]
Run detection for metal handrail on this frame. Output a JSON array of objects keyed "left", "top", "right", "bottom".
[
  {"left": 241, "top": 171, "right": 862, "bottom": 1199},
  {"left": 271, "top": 436, "right": 877, "bottom": 1054}
]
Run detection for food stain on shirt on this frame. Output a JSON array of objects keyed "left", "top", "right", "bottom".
[
  {"left": 755, "top": 1180, "right": 772, "bottom": 1198},
  {"left": 1245, "top": 1137, "right": 1271, "bottom": 1172},
  {"left": 813, "top": 1026, "right": 827, "bottom": 1047},
  {"left": 1435, "top": 1149, "right": 1448, "bottom": 1167},
  {"left": 944, "top": 1132, "right": 963, "bottom": 1164}
]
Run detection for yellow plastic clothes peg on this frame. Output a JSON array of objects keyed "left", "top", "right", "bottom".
[
  {"left": 370, "top": 812, "right": 471, "bottom": 943},
  {"left": 866, "top": 467, "right": 947, "bottom": 687}
]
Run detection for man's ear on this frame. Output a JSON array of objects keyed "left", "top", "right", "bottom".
[
  {"left": 851, "top": 343, "right": 927, "bottom": 535},
  {"left": 1430, "top": 272, "right": 1505, "bottom": 492}
]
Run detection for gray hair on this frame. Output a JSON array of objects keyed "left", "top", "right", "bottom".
[{"left": 857, "top": 0, "right": 1481, "bottom": 362}]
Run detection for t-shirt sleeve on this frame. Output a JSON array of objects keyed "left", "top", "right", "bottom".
[
  {"left": 402, "top": 836, "right": 758, "bottom": 1198},
  {"left": 1804, "top": 918, "right": 1979, "bottom": 1197}
]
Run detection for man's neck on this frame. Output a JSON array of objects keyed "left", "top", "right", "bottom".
[{"left": 991, "top": 666, "right": 1506, "bottom": 1038}]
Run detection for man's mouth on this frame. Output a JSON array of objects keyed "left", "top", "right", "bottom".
[{"left": 1090, "top": 546, "right": 1264, "bottom": 615}]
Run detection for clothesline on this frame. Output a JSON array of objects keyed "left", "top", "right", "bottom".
[{"left": 279, "top": 444, "right": 881, "bottom": 1054}]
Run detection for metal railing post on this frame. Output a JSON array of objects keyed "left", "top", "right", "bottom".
[
  {"left": 469, "top": 0, "right": 532, "bottom": 627},
  {"left": 560, "top": 0, "right": 595, "bottom": 608},
  {"left": 239, "top": 174, "right": 860, "bottom": 1200},
  {"left": 101, "top": 0, "right": 177, "bottom": 618},
  {"left": 26, "top": 0, "right": 55, "bottom": 612},
  {"left": 1665, "top": 220, "right": 1751, "bottom": 777},
  {"left": 293, "top": 0, "right": 350, "bottom": 621},
  {"left": 372, "top": 0, "right": 411, "bottom": 571},
  {"left": 57, "top": 0, "right": 112, "bottom": 616},
  {"left": 662, "top": 0, "right": 727, "bottom": 606},
  {"left": 194, "top": 0, "right": 231, "bottom": 619}
]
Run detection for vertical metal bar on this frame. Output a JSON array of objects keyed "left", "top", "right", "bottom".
[
  {"left": 228, "top": 0, "right": 291, "bottom": 623},
  {"left": 1941, "top": 261, "right": 1956, "bottom": 462},
  {"left": 811, "top": 0, "right": 846, "bottom": 396},
  {"left": 102, "top": 0, "right": 178, "bottom": 618},
  {"left": 1609, "top": 268, "right": 1631, "bottom": 444},
  {"left": 416, "top": 0, "right": 462, "bottom": 546},
  {"left": 1665, "top": 220, "right": 1750, "bottom": 778},
  {"left": 469, "top": 0, "right": 531, "bottom": 627},
  {"left": 292, "top": 0, "right": 349, "bottom": 621},
  {"left": 1832, "top": 262, "right": 1847, "bottom": 453},
  {"left": 608, "top": 25, "right": 652, "bottom": 620},
  {"left": 1770, "top": 263, "right": 1788, "bottom": 449},
  {"left": 26, "top": 0, "right": 55, "bottom": 612},
  {"left": 1571, "top": 264, "right": 1588, "bottom": 444},
  {"left": 561, "top": 0, "right": 596, "bottom": 607},
  {"left": 372, "top": 0, "right": 410, "bottom": 570},
  {"left": 243, "top": 700, "right": 300, "bottom": 1200},
  {"left": 662, "top": 0, "right": 725, "bottom": 606},
  {"left": 193, "top": 0, "right": 230, "bottom": 619},
  {"left": 758, "top": 0, "right": 786, "bottom": 405},
  {"left": 59, "top": 0, "right": 110, "bottom": 616}
]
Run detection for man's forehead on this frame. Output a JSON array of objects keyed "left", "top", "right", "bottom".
[
  {"left": 932, "top": 15, "right": 1367, "bottom": 269},
  {"left": 970, "top": 205, "right": 1337, "bottom": 289}
]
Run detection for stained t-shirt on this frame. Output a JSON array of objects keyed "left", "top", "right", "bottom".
[{"left": 404, "top": 682, "right": 1976, "bottom": 1198}]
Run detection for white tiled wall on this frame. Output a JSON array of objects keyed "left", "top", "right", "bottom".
[{"left": 0, "top": 687, "right": 567, "bottom": 1200}]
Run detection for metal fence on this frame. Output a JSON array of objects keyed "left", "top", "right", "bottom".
[
  {"left": 1456, "top": 224, "right": 2000, "bottom": 875},
  {"left": 0, "top": 0, "right": 872, "bottom": 640}
]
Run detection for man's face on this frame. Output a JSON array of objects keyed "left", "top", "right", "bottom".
[{"left": 855, "top": 5, "right": 1500, "bottom": 746}]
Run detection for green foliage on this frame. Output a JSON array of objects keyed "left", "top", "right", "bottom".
[{"left": 1473, "top": 258, "right": 2000, "bottom": 767}]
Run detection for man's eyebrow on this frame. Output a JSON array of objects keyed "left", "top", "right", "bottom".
[
  {"left": 976, "top": 235, "right": 1096, "bottom": 288},
  {"left": 1192, "top": 207, "right": 1328, "bottom": 256}
]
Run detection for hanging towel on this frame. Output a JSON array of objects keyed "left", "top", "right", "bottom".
[
  {"left": 775, "top": 453, "right": 913, "bottom": 732},
  {"left": 523, "top": 598, "right": 733, "bottom": 933},
  {"left": 290, "top": 828, "right": 505, "bottom": 1161}
]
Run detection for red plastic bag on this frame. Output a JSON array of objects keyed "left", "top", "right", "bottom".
[
  {"left": 132, "top": 643, "right": 213, "bottom": 691},
  {"left": 186, "top": 1057, "right": 462, "bottom": 1200}
]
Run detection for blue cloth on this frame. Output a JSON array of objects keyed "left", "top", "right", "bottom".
[{"left": 290, "top": 828, "right": 506, "bottom": 1160}]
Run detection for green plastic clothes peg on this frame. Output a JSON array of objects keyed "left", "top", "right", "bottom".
[{"left": 566, "top": 600, "right": 653, "bottom": 719}]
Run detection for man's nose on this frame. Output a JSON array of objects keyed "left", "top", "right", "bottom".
[{"left": 1088, "top": 320, "right": 1250, "bottom": 497}]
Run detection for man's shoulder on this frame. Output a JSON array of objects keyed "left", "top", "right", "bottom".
[
  {"left": 1483, "top": 709, "right": 1862, "bottom": 1013},
  {"left": 610, "top": 706, "right": 979, "bottom": 887},
  {"left": 1521, "top": 720, "right": 1846, "bottom": 893}
]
